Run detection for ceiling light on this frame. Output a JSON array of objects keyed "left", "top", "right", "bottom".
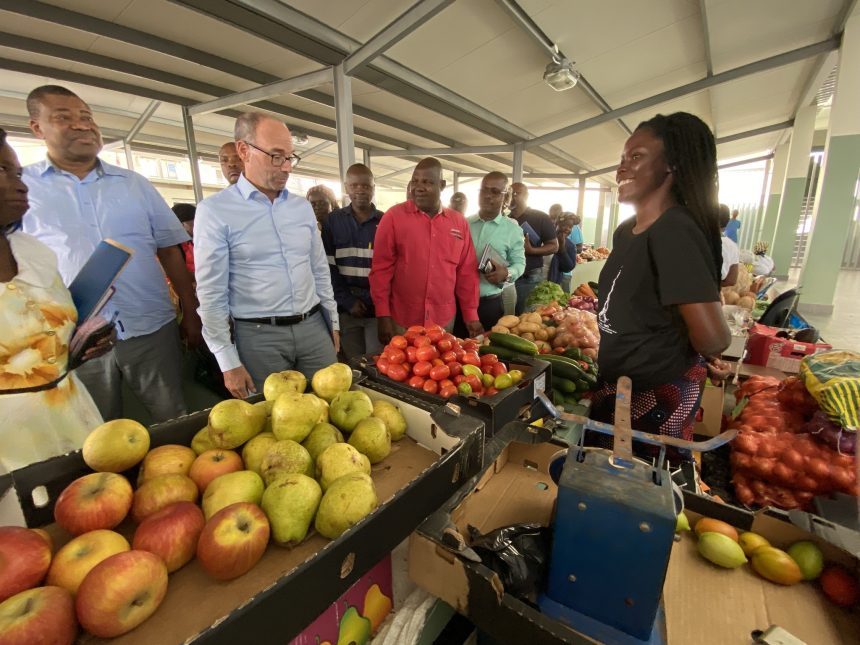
[
  {"left": 293, "top": 132, "right": 309, "bottom": 146},
  {"left": 543, "top": 56, "right": 580, "bottom": 92}
]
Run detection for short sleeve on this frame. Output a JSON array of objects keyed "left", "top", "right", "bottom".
[
  {"left": 535, "top": 212, "right": 557, "bottom": 244},
  {"left": 648, "top": 208, "right": 720, "bottom": 305},
  {"left": 139, "top": 175, "right": 190, "bottom": 248}
]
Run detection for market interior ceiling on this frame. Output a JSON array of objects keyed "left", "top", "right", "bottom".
[{"left": 0, "top": 0, "right": 852, "bottom": 187}]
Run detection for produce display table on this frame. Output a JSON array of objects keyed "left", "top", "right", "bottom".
[{"left": 568, "top": 259, "right": 605, "bottom": 290}]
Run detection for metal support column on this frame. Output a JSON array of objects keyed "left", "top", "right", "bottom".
[
  {"left": 334, "top": 63, "right": 356, "bottom": 184},
  {"left": 123, "top": 141, "right": 134, "bottom": 171},
  {"left": 512, "top": 143, "right": 524, "bottom": 183},
  {"left": 181, "top": 106, "right": 204, "bottom": 203},
  {"left": 595, "top": 189, "right": 607, "bottom": 247},
  {"left": 453, "top": 172, "right": 460, "bottom": 192},
  {"left": 577, "top": 177, "right": 586, "bottom": 217},
  {"left": 362, "top": 148, "right": 371, "bottom": 169},
  {"left": 754, "top": 158, "right": 772, "bottom": 243}
]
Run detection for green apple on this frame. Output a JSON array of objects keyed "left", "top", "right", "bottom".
[
  {"left": 254, "top": 399, "right": 275, "bottom": 433},
  {"left": 315, "top": 472, "right": 378, "bottom": 539},
  {"left": 372, "top": 400, "right": 407, "bottom": 441},
  {"left": 329, "top": 391, "right": 373, "bottom": 433},
  {"left": 263, "top": 370, "right": 307, "bottom": 401},
  {"left": 202, "top": 470, "right": 264, "bottom": 520},
  {"left": 261, "top": 473, "right": 322, "bottom": 545},
  {"left": 311, "top": 362, "right": 353, "bottom": 402},
  {"left": 208, "top": 399, "right": 266, "bottom": 450},
  {"left": 271, "top": 392, "right": 326, "bottom": 443},
  {"left": 191, "top": 426, "right": 216, "bottom": 455},
  {"left": 302, "top": 423, "right": 344, "bottom": 463},
  {"left": 241, "top": 432, "right": 277, "bottom": 475},
  {"left": 316, "top": 443, "right": 371, "bottom": 491},
  {"left": 348, "top": 417, "right": 390, "bottom": 464},
  {"left": 260, "top": 440, "right": 314, "bottom": 485}
]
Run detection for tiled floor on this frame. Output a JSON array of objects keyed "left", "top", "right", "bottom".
[{"left": 775, "top": 268, "right": 860, "bottom": 351}]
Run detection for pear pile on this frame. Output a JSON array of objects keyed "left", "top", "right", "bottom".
[{"left": 193, "top": 363, "right": 409, "bottom": 544}]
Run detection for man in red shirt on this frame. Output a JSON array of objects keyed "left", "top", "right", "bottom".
[{"left": 370, "top": 158, "right": 482, "bottom": 344}]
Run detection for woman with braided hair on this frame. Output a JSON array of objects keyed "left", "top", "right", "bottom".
[{"left": 592, "top": 112, "right": 731, "bottom": 460}]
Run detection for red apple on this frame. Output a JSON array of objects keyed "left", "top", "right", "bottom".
[
  {"left": 132, "top": 502, "right": 205, "bottom": 572},
  {"left": 54, "top": 472, "right": 133, "bottom": 536},
  {"left": 188, "top": 449, "right": 244, "bottom": 493},
  {"left": 75, "top": 550, "right": 168, "bottom": 638},
  {"left": 0, "top": 527, "right": 52, "bottom": 602},
  {"left": 131, "top": 473, "right": 198, "bottom": 523},
  {"left": 196, "top": 502, "right": 269, "bottom": 581},
  {"left": 30, "top": 529, "right": 54, "bottom": 554},
  {"left": 137, "top": 444, "right": 196, "bottom": 484},
  {"left": 47, "top": 529, "right": 130, "bottom": 595},
  {"left": 0, "top": 586, "right": 77, "bottom": 645}
]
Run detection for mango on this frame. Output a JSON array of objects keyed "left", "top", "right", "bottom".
[
  {"left": 675, "top": 512, "right": 690, "bottom": 533},
  {"left": 697, "top": 532, "right": 747, "bottom": 569},
  {"left": 751, "top": 546, "right": 803, "bottom": 585},
  {"left": 694, "top": 517, "right": 739, "bottom": 542},
  {"left": 786, "top": 540, "right": 824, "bottom": 581},
  {"left": 738, "top": 532, "right": 770, "bottom": 557}
]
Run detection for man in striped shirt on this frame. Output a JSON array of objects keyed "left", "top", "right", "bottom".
[{"left": 321, "top": 163, "right": 384, "bottom": 360}]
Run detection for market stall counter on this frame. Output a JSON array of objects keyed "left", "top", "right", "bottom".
[{"left": 3, "top": 377, "right": 487, "bottom": 644}]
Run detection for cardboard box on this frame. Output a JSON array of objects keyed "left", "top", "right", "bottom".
[
  {"left": 6, "top": 381, "right": 485, "bottom": 644},
  {"left": 746, "top": 323, "right": 832, "bottom": 373},
  {"left": 694, "top": 382, "right": 725, "bottom": 438},
  {"left": 409, "top": 441, "right": 860, "bottom": 644}
]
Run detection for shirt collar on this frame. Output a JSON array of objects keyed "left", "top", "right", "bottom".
[
  {"left": 346, "top": 203, "right": 383, "bottom": 221},
  {"left": 474, "top": 212, "right": 504, "bottom": 225},
  {"left": 235, "top": 173, "right": 290, "bottom": 203},
  {"left": 39, "top": 157, "right": 125, "bottom": 179},
  {"left": 407, "top": 199, "right": 447, "bottom": 219}
]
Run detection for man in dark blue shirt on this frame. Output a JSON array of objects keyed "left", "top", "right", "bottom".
[{"left": 322, "top": 164, "right": 384, "bottom": 359}]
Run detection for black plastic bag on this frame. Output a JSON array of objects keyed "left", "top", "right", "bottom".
[{"left": 467, "top": 523, "right": 550, "bottom": 598}]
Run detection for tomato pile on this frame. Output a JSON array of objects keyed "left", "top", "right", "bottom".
[
  {"left": 728, "top": 375, "right": 857, "bottom": 510},
  {"left": 374, "top": 324, "right": 518, "bottom": 399}
]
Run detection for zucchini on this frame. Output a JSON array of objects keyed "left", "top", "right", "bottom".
[
  {"left": 552, "top": 389, "right": 565, "bottom": 407},
  {"left": 574, "top": 379, "right": 590, "bottom": 392},
  {"left": 552, "top": 376, "right": 577, "bottom": 394},
  {"left": 479, "top": 344, "right": 522, "bottom": 362},
  {"left": 487, "top": 332, "right": 538, "bottom": 356},
  {"left": 563, "top": 347, "right": 582, "bottom": 360},
  {"left": 581, "top": 355, "right": 594, "bottom": 366},
  {"left": 540, "top": 354, "right": 589, "bottom": 381},
  {"left": 563, "top": 393, "right": 581, "bottom": 405}
]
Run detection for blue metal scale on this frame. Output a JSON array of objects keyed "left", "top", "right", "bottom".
[{"left": 536, "top": 378, "right": 736, "bottom": 644}]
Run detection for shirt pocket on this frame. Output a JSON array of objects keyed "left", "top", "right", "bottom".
[{"left": 99, "top": 194, "right": 152, "bottom": 245}]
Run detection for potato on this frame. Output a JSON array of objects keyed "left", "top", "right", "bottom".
[
  {"left": 737, "top": 296, "right": 755, "bottom": 309},
  {"left": 517, "top": 322, "right": 542, "bottom": 334},
  {"left": 521, "top": 332, "right": 535, "bottom": 341},
  {"left": 522, "top": 312, "right": 542, "bottom": 324},
  {"left": 490, "top": 325, "right": 510, "bottom": 334},
  {"left": 545, "top": 326, "right": 557, "bottom": 339},
  {"left": 723, "top": 290, "right": 740, "bottom": 305},
  {"left": 498, "top": 315, "right": 520, "bottom": 328},
  {"left": 535, "top": 328, "right": 549, "bottom": 341}
]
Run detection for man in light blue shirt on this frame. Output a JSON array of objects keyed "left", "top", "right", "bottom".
[
  {"left": 22, "top": 85, "right": 199, "bottom": 422},
  {"left": 467, "top": 172, "right": 525, "bottom": 330},
  {"left": 194, "top": 113, "right": 339, "bottom": 398}
]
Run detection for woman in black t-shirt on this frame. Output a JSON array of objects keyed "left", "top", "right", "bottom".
[{"left": 592, "top": 112, "right": 731, "bottom": 457}]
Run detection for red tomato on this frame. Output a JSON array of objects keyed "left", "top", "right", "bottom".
[
  {"left": 427, "top": 329, "right": 444, "bottom": 343},
  {"left": 465, "top": 374, "right": 483, "bottom": 393},
  {"left": 413, "top": 361, "right": 432, "bottom": 377},
  {"left": 387, "top": 348, "right": 406, "bottom": 365},
  {"left": 442, "top": 332, "right": 458, "bottom": 344},
  {"left": 429, "top": 364, "right": 451, "bottom": 381},
  {"left": 446, "top": 361, "right": 463, "bottom": 377},
  {"left": 413, "top": 335, "right": 432, "bottom": 348},
  {"left": 820, "top": 566, "right": 860, "bottom": 607},
  {"left": 437, "top": 339, "right": 454, "bottom": 352},
  {"left": 390, "top": 335, "right": 408, "bottom": 350},
  {"left": 422, "top": 379, "right": 439, "bottom": 395},
  {"left": 491, "top": 362, "right": 508, "bottom": 377},
  {"left": 405, "top": 346, "right": 418, "bottom": 363},
  {"left": 440, "top": 350, "right": 457, "bottom": 363},
  {"left": 407, "top": 325, "right": 426, "bottom": 333},
  {"left": 480, "top": 353, "right": 499, "bottom": 366},
  {"left": 376, "top": 357, "right": 390, "bottom": 375},
  {"left": 426, "top": 323, "right": 444, "bottom": 333},
  {"left": 439, "top": 385, "right": 458, "bottom": 398},
  {"left": 439, "top": 378, "right": 455, "bottom": 390},
  {"left": 408, "top": 375, "right": 425, "bottom": 389},
  {"left": 416, "top": 346, "right": 439, "bottom": 362},
  {"left": 453, "top": 374, "right": 467, "bottom": 385},
  {"left": 387, "top": 363, "right": 408, "bottom": 382},
  {"left": 462, "top": 340, "right": 478, "bottom": 352},
  {"left": 462, "top": 352, "right": 481, "bottom": 367},
  {"left": 481, "top": 364, "right": 494, "bottom": 375},
  {"left": 404, "top": 330, "right": 421, "bottom": 343},
  {"left": 485, "top": 387, "right": 499, "bottom": 397}
]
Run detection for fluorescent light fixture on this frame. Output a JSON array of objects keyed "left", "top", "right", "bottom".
[
  {"left": 543, "top": 57, "right": 580, "bottom": 92},
  {"left": 294, "top": 132, "right": 309, "bottom": 146}
]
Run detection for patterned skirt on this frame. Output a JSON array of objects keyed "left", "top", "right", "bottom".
[{"left": 587, "top": 357, "right": 708, "bottom": 463}]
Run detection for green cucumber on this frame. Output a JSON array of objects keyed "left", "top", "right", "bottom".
[
  {"left": 487, "top": 332, "right": 538, "bottom": 356},
  {"left": 563, "top": 347, "right": 582, "bottom": 360},
  {"left": 552, "top": 389, "right": 565, "bottom": 407},
  {"left": 479, "top": 344, "right": 523, "bottom": 362},
  {"left": 541, "top": 354, "right": 589, "bottom": 381},
  {"left": 552, "top": 376, "right": 577, "bottom": 394}
]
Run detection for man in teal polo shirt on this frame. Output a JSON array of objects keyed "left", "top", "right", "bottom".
[{"left": 467, "top": 172, "right": 526, "bottom": 330}]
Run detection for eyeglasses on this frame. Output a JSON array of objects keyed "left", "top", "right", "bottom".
[
  {"left": 243, "top": 141, "right": 301, "bottom": 168},
  {"left": 479, "top": 187, "right": 507, "bottom": 196}
]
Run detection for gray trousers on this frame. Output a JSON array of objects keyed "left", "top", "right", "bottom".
[
  {"left": 75, "top": 320, "right": 187, "bottom": 423},
  {"left": 339, "top": 311, "right": 381, "bottom": 361},
  {"left": 234, "top": 311, "right": 337, "bottom": 393}
]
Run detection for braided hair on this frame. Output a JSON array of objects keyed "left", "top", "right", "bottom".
[{"left": 636, "top": 113, "right": 722, "bottom": 283}]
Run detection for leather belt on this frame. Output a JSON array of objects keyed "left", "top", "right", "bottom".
[{"left": 235, "top": 303, "right": 321, "bottom": 326}]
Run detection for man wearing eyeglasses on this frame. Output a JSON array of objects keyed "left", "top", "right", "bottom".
[
  {"left": 467, "top": 172, "right": 525, "bottom": 330},
  {"left": 194, "top": 112, "right": 339, "bottom": 398}
]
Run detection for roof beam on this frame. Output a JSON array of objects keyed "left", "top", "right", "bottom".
[
  {"left": 719, "top": 154, "right": 773, "bottom": 170},
  {"left": 494, "top": 0, "right": 632, "bottom": 136},
  {"left": 524, "top": 35, "right": 841, "bottom": 149},
  {"left": 125, "top": 100, "right": 161, "bottom": 142},
  {"left": 188, "top": 68, "right": 333, "bottom": 116},
  {"left": 370, "top": 145, "right": 513, "bottom": 157},
  {"left": 715, "top": 120, "right": 794, "bottom": 145},
  {"left": 343, "top": 0, "right": 455, "bottom": 75}
]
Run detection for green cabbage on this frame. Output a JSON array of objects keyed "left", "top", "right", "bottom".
[{"left": 525, "top": 281, "right": 568, "bottom": 308}]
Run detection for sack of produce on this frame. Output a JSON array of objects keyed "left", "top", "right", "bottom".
[{"left": 800, "top": 350, "right": 860, "bottom": 431}]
